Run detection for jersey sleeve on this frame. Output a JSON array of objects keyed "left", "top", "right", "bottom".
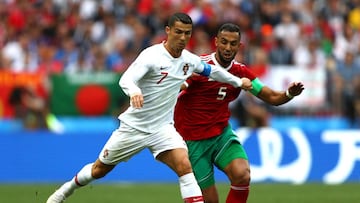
[{"left": 119, "top": 51, "right": 149, "bottom": 96}]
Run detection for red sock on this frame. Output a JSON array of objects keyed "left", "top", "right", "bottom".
[
  {"left": 226, "top": 184, "right": 249, "bottom": 203},
  {"left": 184, "top": 196, "right": 204, "bottom": 203}
]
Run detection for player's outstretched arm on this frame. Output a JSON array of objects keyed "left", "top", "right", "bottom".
[
  {"left": 257, "top": 82, "right": 304, "bottom": 106},
  {"left": 198, "top": 61, "right": 252, "bottom": 89}
]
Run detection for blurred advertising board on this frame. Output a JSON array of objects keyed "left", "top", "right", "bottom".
[
  {"left": 236, "top": 127, "right": 360, "bottom": 184},
  {"left": 263, "top": 65, "right": 326, "bottom": 109},
  {"left": 0, "top": 71, "right": 46, "bottom": 118},
  {"left": 50, "top": 72, "right": 128, "bottom": 116},
  {"left": 0, "top": 118, "right": 359, "bottom": 184}
]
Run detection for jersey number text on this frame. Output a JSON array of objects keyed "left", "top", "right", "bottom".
[
  {"left": 157, "top": 72, "right": 168, "bottom": 84},
  {"left": 217, "top": 87, "right": 227, "bottom": 100}
]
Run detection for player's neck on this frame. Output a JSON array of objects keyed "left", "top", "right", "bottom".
[
  {"left": 164, "top": 41, "right": 181, "bottom": 58},
  {"left": 215, "top": 55, "right": 230, "bottom": 68}
]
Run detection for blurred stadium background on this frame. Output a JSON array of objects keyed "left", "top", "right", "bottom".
[{"left": 0, "top": 0, "right": 359, "bottom": 202}]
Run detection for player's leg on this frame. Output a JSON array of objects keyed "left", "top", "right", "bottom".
[
  {"left": 157, "top": 148, "right": 204, "bottom": 203},
  {"left": 46, "top": 160, "right": 115, "bottom": 203},
  {"left": 201, "top": 185, "right": 219, "bottom": 203},
  {"left": 151, "top": 124, "right": 203, "bottom": 203},
  {"left": 186, "top": 138, "right": 220, "bottom": 203},
  {"left": 215, "top": 125, "right": 250, "bottom": 203},
  {"left": 47, "top": 122, "right": 140, "bottom": 203},
  {"left": 223, "top": 156, "right": 250, "bottom": 203},
  {"left": 217, "top": 143, "right": 250, "bottom": 203}
]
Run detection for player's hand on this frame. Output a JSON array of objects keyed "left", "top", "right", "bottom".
[
  {"left": 287, "top": 82, "right": 305, "bottom": 97},
  {"left": 241, "top": 77, "right": 253, "bottom": 91},
  {"left": 130, "top": 93, "right": 144, "bottom": 108}
]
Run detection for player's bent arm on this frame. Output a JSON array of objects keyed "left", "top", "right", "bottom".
[
  {"left": 119, "top": 62, "right": 148, "bottom": 96},
  {"left": 119, "top": 60, "right": 150, "bottom": 108},
  {"left": 119, "top": 68, "right": 146, "bottom": 108}
]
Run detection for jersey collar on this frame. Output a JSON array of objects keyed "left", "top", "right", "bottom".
[{"left": 211, "top": 52, "right": 233, "bottom": 71}]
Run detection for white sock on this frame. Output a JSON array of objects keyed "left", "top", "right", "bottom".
[
  {"left": 58, "top": 163, "right": 95, "bottom": 197},
  {"left": 179, "top": 173, "right": 204, "bottom": 203}
]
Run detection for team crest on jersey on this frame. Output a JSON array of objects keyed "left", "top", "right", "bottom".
[
  {"left": 183, "top": 63, "right": 189, "bottom": 75},
  {"left": 103, "top": 149, "right": 109, "bottom": 158}
]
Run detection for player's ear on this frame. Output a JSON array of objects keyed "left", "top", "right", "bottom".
[{"left": 165, "top": 26, "right": 170, "bottom": 34}]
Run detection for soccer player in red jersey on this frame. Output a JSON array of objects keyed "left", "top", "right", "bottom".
[{"left": 174, "top": 23, "right": 304, "bottom": 203}]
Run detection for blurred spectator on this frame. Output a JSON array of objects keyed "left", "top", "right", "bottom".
[
  {"left": 348, "top": 1, "right": 360, "bottom": 29},
  {"left": 79, "top": 0, "right": 98, "bottom": 21},
  {"left": 6, "top": 0, "right": 28, "bottom": 33},
  {"left": 332, "top": 22, "right": 359, "bottom": 61},
  {"left": 259, "top": 24, "right": 275, "bottom": 53},
  {"left": 8, "top": 86, "right": 63, "bottom": 132},
  {"left": 91, "top": 45, "right": 108, "bottom": 72},
  {"left": 244, "top": 35, "right": 270, "bottom": 79},
  {"left": 128, "top": 14, "right": 152, "bottom": 54},
  {"left": 37, "top": 41, "right": 64, "bottom": 74},
  {"left": 54, "top": 36, "right": 79, "bottom": 71},
  {"left": 332, "top": 51, "right": 360, "bottom": 127},
  {"left": 94, "top": 12, "right": 134, "bottom": 52},
  {"left": 268, "top": 37, "right": 293, "bottom": 65},
  {"left": 73, "top": 19, "right": 94, "bottom": 53},
  {"left": 0, "top": 9, "right": 6, "bottom": 49},
  {"left": 105, "top": 39, "right": 127, "bottom": 73},
  {"left": 217, "top": 0, "right": 243, "bottom": 23},
  {"left": 319, "top": 0, "right": 348, "bottom": 35},
  {"left": 313, "top": 13, "right": 336, "bottom": 57},
  {"left": 273, "top": 11, "right": 301, "bottom": 50},
  {"left": 258, "top": 0, "right": 282, "bottom": 26},
  {"left": 293, "top": 37, "right": 326, "bottom": 69},
  {"left": 65, "top": 50, "right": 92, "bottom": 74},
  {"left": 297, "top": 0, "right": 317, "bottom": 27},
  {"left": 189, "top": 27, "right": 214, "bottom": 55},
  {"left": 8, "top": 86, "right": 47, "bottom": 129},
  {"left": 183, "top": 0, "right": 216, "bottom": 26},
  {"left": 1, "top": 32, "right": 38, "bottom": 72}
]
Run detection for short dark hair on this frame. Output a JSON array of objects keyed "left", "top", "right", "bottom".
[
  {"left": 168, "top": 12, "right": 193, "bottom": 27},
  {"left": 217, "top": 23, "right": 241, "bottom": 38}
]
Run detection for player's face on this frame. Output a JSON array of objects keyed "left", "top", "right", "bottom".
[
  {"left": 165, "top": 21, "right": 192, "bottom": 58},
  {"left": 215, "top": 31, "right": 240, "bottom": 67}
]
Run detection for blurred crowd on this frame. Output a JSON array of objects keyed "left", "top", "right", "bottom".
[{"left": 1, "top": 0, "right": 360, "bottom": 128}]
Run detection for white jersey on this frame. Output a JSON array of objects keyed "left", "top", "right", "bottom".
[{"left": 119, "top": 42, "right": 243, "bottom": 133}]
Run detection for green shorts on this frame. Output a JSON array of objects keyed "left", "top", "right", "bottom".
[{"left": 186, "top": 125, "right": 248, "bottom": 189}]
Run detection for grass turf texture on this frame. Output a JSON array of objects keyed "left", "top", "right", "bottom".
[{"left": 0, "top": 183, "right": 359, "bottom": 203}]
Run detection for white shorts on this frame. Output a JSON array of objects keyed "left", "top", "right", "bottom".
[{"left": 98, "top": 122, "right": 187, "bottom": 165}]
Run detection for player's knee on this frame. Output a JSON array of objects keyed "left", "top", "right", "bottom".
[
  {"left": 91, "top": 161, "right": 114, "bottom": 179},
  {"left": 230, "top": 168, "right": 251, "bottom": 185},
  {"left": 175, "top": 156, "right": 193, "bottom": 176}
]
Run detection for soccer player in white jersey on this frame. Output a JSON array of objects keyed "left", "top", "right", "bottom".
[{"left": 46, "top": 13, "right": 253, "bottom": 203}]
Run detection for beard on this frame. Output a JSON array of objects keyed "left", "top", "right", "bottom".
[{"left": 218, "top": 52, "right": 234, "bottom": 66}]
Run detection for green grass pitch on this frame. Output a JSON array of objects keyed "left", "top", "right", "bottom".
[{"left": 0, "top": 183, "right": 359, "bottom": 203}]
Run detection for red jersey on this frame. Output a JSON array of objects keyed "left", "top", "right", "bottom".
[{"left": 174, "top": 53, "right": 257, "bottom": 141}]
